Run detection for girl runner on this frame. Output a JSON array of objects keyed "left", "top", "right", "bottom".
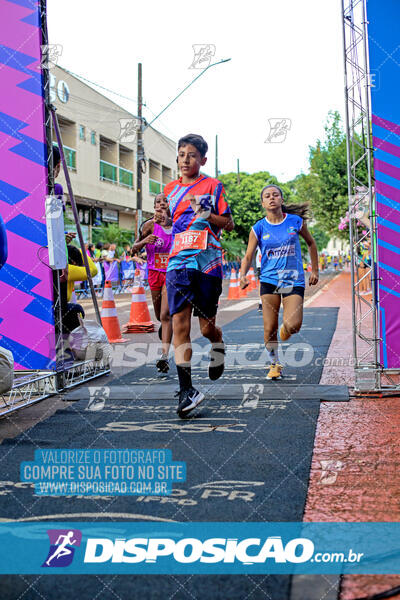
[
  {"left": 132, "top": 193, "right": 173, "bottom": 373},
  {"left": 240, "top": 184, "right": 319, "bottom": 380}
]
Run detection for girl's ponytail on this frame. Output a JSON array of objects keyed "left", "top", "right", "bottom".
[
  {"left": 282, "top": 202, "right": 310, "bottom": 221},
  {"left": 261, "top": 184, "right": 310, "bottom": 221}
]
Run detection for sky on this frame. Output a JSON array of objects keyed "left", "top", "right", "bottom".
[{"left": 47, "top": 0, "right": 345, "bottom": 182}]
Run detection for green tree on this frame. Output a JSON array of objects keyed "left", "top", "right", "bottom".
[
  {"left": 219, "top": 171, "right": 293, "bottom": 242},
  {"left": 220, "top": 236, "right": 246, "bottom": 260},
  {"left": 310, "top": 225, "right": 330, "bottom": 252},
  {"left": 290, "top": 110, "right": 368, "bottom": 238},
  {"left": 92, "top": 223, "right": 134, "bottom": 255},
  {"left": 299, "top": 225, "right": 330, "bottom": 259}
]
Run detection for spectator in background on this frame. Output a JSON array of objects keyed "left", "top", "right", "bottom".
[
  {"left": 66, "top": 245, "right": 97, "bottom": 300},
  {"left": 80, "top": 244, "right": 96, "bottom": 296},
  {"left": 222, "top": 251, "right": 228, "bottom": 279},
  {"left": 61, "top": 245, "right": 97, "bottom": 335},
  {"left": 333, "top": 256, "right": 339, "bottom": 271},
  {"left": 86, "top": 243, "right": 95, "bottom": 259},
  {"left": 100, "top": 242, "right": 111, "bottom": 286},
  {"left": 359, "top": 240, "right": 371, "bottom": 295},
  {"left": 234, "top": 255, "right": 240, "bottom": 278},
  {"left": 104, "top": 243, "right": 120, "bottom": 283},
  {"left": 53, "top": 145, "right": 63, "bottom": 202},
  {"left": 122, "top": 243, "right": 132, "bottom": 261},
  {"left": 136, "top": 249, "right": 148, "bottom": 288},
  {"left": 94, "top": 242, "right": 103, "bottom": 259}
]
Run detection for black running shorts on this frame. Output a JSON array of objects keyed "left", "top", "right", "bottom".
[{"left": 260, "top": 282, "right": 305, "bottom": 298}]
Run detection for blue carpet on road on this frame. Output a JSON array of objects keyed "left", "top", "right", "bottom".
[{"left": 0, "top": 307, "right": 338, "bottom": 599}]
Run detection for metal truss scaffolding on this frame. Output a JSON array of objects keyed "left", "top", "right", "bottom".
[
  {"left": 342, "top": 0, "right": 381, "bottom": 392},
  {"left": 0, "top": 357, "right": 110, "bottom": 417},
  {"left": 342, "top": 0, "right": 400, "bottom": 392}
]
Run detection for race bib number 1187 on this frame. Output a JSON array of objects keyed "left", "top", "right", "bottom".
[{"left": 173, "top": 230, "right": 208, "bottom": 253}]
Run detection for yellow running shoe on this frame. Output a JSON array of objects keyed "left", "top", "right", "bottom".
[
  {"left": 266, "top": 363, "right": 283, "bottom": 380},
  {"left": 279, "top": 323, "right": 291, "bottom": 341}
]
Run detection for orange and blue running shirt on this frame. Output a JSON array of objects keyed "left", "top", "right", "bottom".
[{"left": 164, "top": 175, "right": 231, "bottom": 278}]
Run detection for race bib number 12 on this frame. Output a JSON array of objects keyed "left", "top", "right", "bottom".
[
  {"left": 173, "top": 230, "right": 208, "bottom": 253},
  {"left": 154, "top": 253, "right": 169, "bottom": 269}
]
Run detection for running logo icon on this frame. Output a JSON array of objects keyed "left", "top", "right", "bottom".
[
  {"left": 265, "top": 118, "right": 291, "bottom": 143},
  {"left": 42, "top": 529, "right": 82, "bottom": 567},
  {"left": 189, "top": 44, "right": 216, "bottom": 69}
]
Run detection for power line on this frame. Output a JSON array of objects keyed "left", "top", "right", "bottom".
[{"left": 61, "top": 66, "right": 139, "bottom": 106}]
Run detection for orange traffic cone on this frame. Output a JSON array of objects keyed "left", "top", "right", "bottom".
[
  {"left": 239, "top": 277, "right": 248, "bottom": 297},
  {"left": 227, "top": 269, "right": 240, "bottom": 300},
  {"left": 123, "top": 275, "right": 155, "bottom": 334},
  {"left": 248, "top": 268, "right": 257, "bottom": 290},
  {"left": 254, "top": 271, "right": 258, "bottom": 289},
  {"left": 101, "top": 281, "right": 128, "bottom": 343}
]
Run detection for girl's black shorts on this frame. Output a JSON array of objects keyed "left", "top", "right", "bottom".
[{"left": 260, "top": 282, "right": 305, "bottom": 298}]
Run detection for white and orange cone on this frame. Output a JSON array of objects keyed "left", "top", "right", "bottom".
[
  {"left": 227, "top": 269, "right": 240, "bottom": 300},
  {"left": 122, "top": 275, "right": 155, "bottom": 334},
  {"left": 101, "top": 281, "right": 128, "bottom": 343},
  {"left": 248, "top": 268, "right": 257, "bottom": 290},
  {"left": 239, "top": 277, "right": 248, "bottom": 297}
]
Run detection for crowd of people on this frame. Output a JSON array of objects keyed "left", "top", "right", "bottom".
[
  {"left": 78, "top": 241, "right": 148, "bottom": 295},
  {"left": 76, "top": 245, "right": 244, "bottom": 295}
]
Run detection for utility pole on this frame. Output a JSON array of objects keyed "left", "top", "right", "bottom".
[
  {"left": 237, "top": 158, "right": 240, "bottom": 185},
  {"left": 215, "top": 134, "right": 218, "bottom": 178},
  {"left": 136, "top": 63, "right": 143, "bottom": 237}
]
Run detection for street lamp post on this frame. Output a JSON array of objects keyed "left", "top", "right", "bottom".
[
  {"left": 135, "top": 58, "right": 231, "bottom": 233},
  {"left": 145, "top": 58, "right": 231, "bottom": 130}
]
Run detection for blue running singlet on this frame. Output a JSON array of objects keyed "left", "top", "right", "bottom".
[{"left": 252, "top": 213, "right": 305, "bottom": 289}]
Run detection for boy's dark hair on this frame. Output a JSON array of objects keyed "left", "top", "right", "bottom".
[
  {"left": 52, "top": 144, "right": 61, "bottom": 167},
  {"left": 67, "top": 245, "right": 83, "bottom": 266},
  {"left": 178, "top": 134, "right": 208, "bottom": 158},
  {"left": 95, "top": 242, "right": 103, "bottom": 250}
]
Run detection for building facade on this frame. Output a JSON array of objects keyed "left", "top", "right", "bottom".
[
  {"left": 51, "top": 66, "right": 177, "bottom": 241},
  {"left": 324, "top": 237, "right": 350, "bottom": 257}
]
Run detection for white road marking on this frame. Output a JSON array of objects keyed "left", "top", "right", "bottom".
[{"left": 221, "top": 300, "right": 259, "bottom": 311}]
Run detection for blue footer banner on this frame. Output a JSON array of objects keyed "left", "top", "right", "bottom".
[{"left": 1, "top": 522, "right": 400, "bottom": 574}]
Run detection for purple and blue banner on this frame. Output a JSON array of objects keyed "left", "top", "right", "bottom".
[
  {"left": 0, "top": 0, "right": 56, "bottom": 370},
  {"left": 368, "top": 0, "right": 400, "bottom": 368}
]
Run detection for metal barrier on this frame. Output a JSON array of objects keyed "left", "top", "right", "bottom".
[{"left": 0, "top": 357, "right": 110, "bottom": 418}]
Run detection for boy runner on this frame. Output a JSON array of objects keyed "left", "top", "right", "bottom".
[{"left": 164, "top": 133, "right": 234, "bottom": 417}]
